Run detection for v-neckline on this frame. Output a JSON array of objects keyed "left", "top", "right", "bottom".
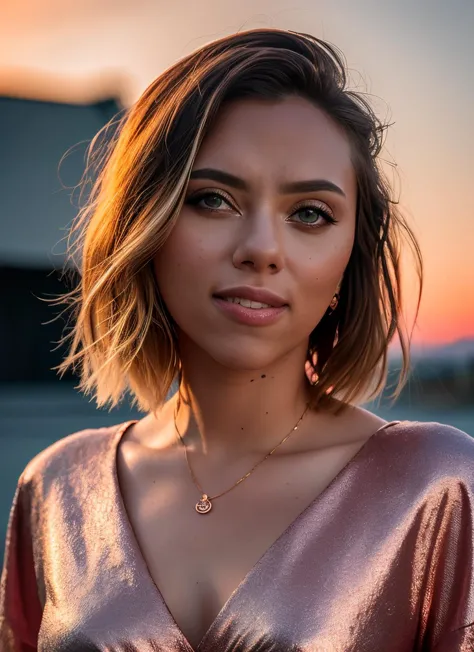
[{"left": 110, "top": 417, "right": 401, "bottom": 652}]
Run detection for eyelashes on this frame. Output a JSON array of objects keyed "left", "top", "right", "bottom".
[
  {"left": 290, "top": 201, "right": 338, "bottom": 228},
  {"left": 185, "top": 190, "right": 338, "bottom": 229},
  {"left": 186, "top": 190, "right": 235, "bottom": 212}
]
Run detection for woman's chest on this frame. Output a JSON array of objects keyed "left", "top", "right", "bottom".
[
  {"left": 38, "top": 515, "right": 423, "bottom": 652},
  {"left": 116, "top": 445, "right": 357, "bottom": 650},
  {"left": 112, "top": 433, "right": 423, "bottom": 651},
  {"left": 37, "top": 464, "right": 428, "bottom": 652},
  {"left": 36, "top": 423, "right": 431, "bottom": 651}
]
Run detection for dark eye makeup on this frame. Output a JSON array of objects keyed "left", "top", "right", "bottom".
[{"left": 185, "top": 189, "right": 338, "bottom": 229}]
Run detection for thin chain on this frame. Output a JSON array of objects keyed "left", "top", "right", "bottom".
[{"left": 173, "top": 394, "right": 311, "bottom": 501}]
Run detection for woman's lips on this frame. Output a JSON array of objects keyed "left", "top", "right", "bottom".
[
  {"left": 213, "top": 285, "right": 287, "bottom": 308},
  {"left": 212, "top": 296, "right": 287, "bottom": 326}
]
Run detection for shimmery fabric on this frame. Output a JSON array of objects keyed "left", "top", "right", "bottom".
[{"left": 1, "top": 419, "right": 474, "bottom": 651}]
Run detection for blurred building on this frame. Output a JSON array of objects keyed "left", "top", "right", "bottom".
[
  {"left": 0, "top": 95, "right": 142, "bottom": 556},
  {"left": 0, "top": 95, "right": 120, "bottom": 382}
]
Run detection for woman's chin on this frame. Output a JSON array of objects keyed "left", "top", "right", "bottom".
[{"left": 207, "top": 347, "right": 279, "bottom": 373}]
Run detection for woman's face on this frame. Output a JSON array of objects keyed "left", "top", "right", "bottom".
[{"left": 153, "top": 95, "right": 357, "bottom": 371}]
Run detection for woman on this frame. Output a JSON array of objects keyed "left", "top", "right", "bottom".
[{"left": 1, "top": 27, "right": 473, "bottom": 652}]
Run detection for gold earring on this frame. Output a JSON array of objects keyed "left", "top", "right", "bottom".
[
  {"left": 328, "top": 292, "right": 339, "bottom": 313},
  {"left": 309, "top": 371, "right": 319, "bottom": 386},
  {"left": 305, "top": 351, "right": 319, "bottom": 386}
]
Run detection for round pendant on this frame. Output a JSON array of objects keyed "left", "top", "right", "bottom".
[{"left": 196, "top": 494, "right": 212, "bottom": 514}]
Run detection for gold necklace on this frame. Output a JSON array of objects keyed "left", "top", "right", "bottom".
[{"left": 173, "top": 395, "right": 310, "bottom": 514}]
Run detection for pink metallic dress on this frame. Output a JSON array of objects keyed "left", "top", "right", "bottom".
[{"left": 1, "top": 418, "right": 474, "bottom": 651}]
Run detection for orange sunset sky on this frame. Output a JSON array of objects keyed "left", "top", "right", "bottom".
[{"left": 1, "top": 0, "right": 472, "bottom": 346}]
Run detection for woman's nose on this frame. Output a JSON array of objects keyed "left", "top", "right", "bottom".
[{"left": 232, "top": 210, "right": 285, "bottom": 273}]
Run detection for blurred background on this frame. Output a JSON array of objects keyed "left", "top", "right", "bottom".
[{"left": 1, "top": 0, "right": 473, "bottom": 554}]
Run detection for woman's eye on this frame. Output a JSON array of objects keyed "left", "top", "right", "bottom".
[
  {"left": 289, "top": 205, "right": 337, "bottom": 228},
  {"left": 186, "top": 192, "right": 337, "bottom": 228},
  {"left": 186, "top": 191, "right": 234, "bottom": 212}
]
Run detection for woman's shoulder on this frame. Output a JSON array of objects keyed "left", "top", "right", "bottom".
[
  {"left": 380, "top": 417, "right": 473, "bottom": 449},
  {"left": 375, "top": 417, "right": 474, "bottom": 483},
  {"left": 19, "top": 420, "right": 133, "bottom": 492}
]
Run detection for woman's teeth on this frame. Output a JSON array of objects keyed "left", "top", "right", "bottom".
[{"left": 224, "top": 297, "right": 271, "bottom": 309}]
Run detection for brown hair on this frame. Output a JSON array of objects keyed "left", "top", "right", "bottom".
[{"left": 53, "top": 27, "right": 423, "bottom": 415}]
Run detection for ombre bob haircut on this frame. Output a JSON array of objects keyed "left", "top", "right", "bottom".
[{"left": 54, "top": 27, "right": 423, "bottom": 416}]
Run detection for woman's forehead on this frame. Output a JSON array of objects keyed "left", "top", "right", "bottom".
[{"left": 193, "top": 97, "right": 356, "bottom": 197}]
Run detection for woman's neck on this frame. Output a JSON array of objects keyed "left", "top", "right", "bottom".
[{"left": 174, "top": 341, "right": 313, "bottom": 460}]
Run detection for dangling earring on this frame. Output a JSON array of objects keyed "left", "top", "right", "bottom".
[
  {"left": 305, "top": 350, "right": 319, "bottom": 386},
  {"left": 328, "top": 292, "right": 339, "bottom": 314}
]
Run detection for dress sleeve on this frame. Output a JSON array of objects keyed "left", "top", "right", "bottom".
[
  {"left": 426, "top": 443, "right": 474, "bottom": 651},
  {"left": 0, "top": 473, "right": 43, "bottom": 651}
]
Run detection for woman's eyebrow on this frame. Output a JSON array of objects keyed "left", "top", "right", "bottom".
[{"left": 189, "top": 167, "right": 346, "bottom": 198}]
